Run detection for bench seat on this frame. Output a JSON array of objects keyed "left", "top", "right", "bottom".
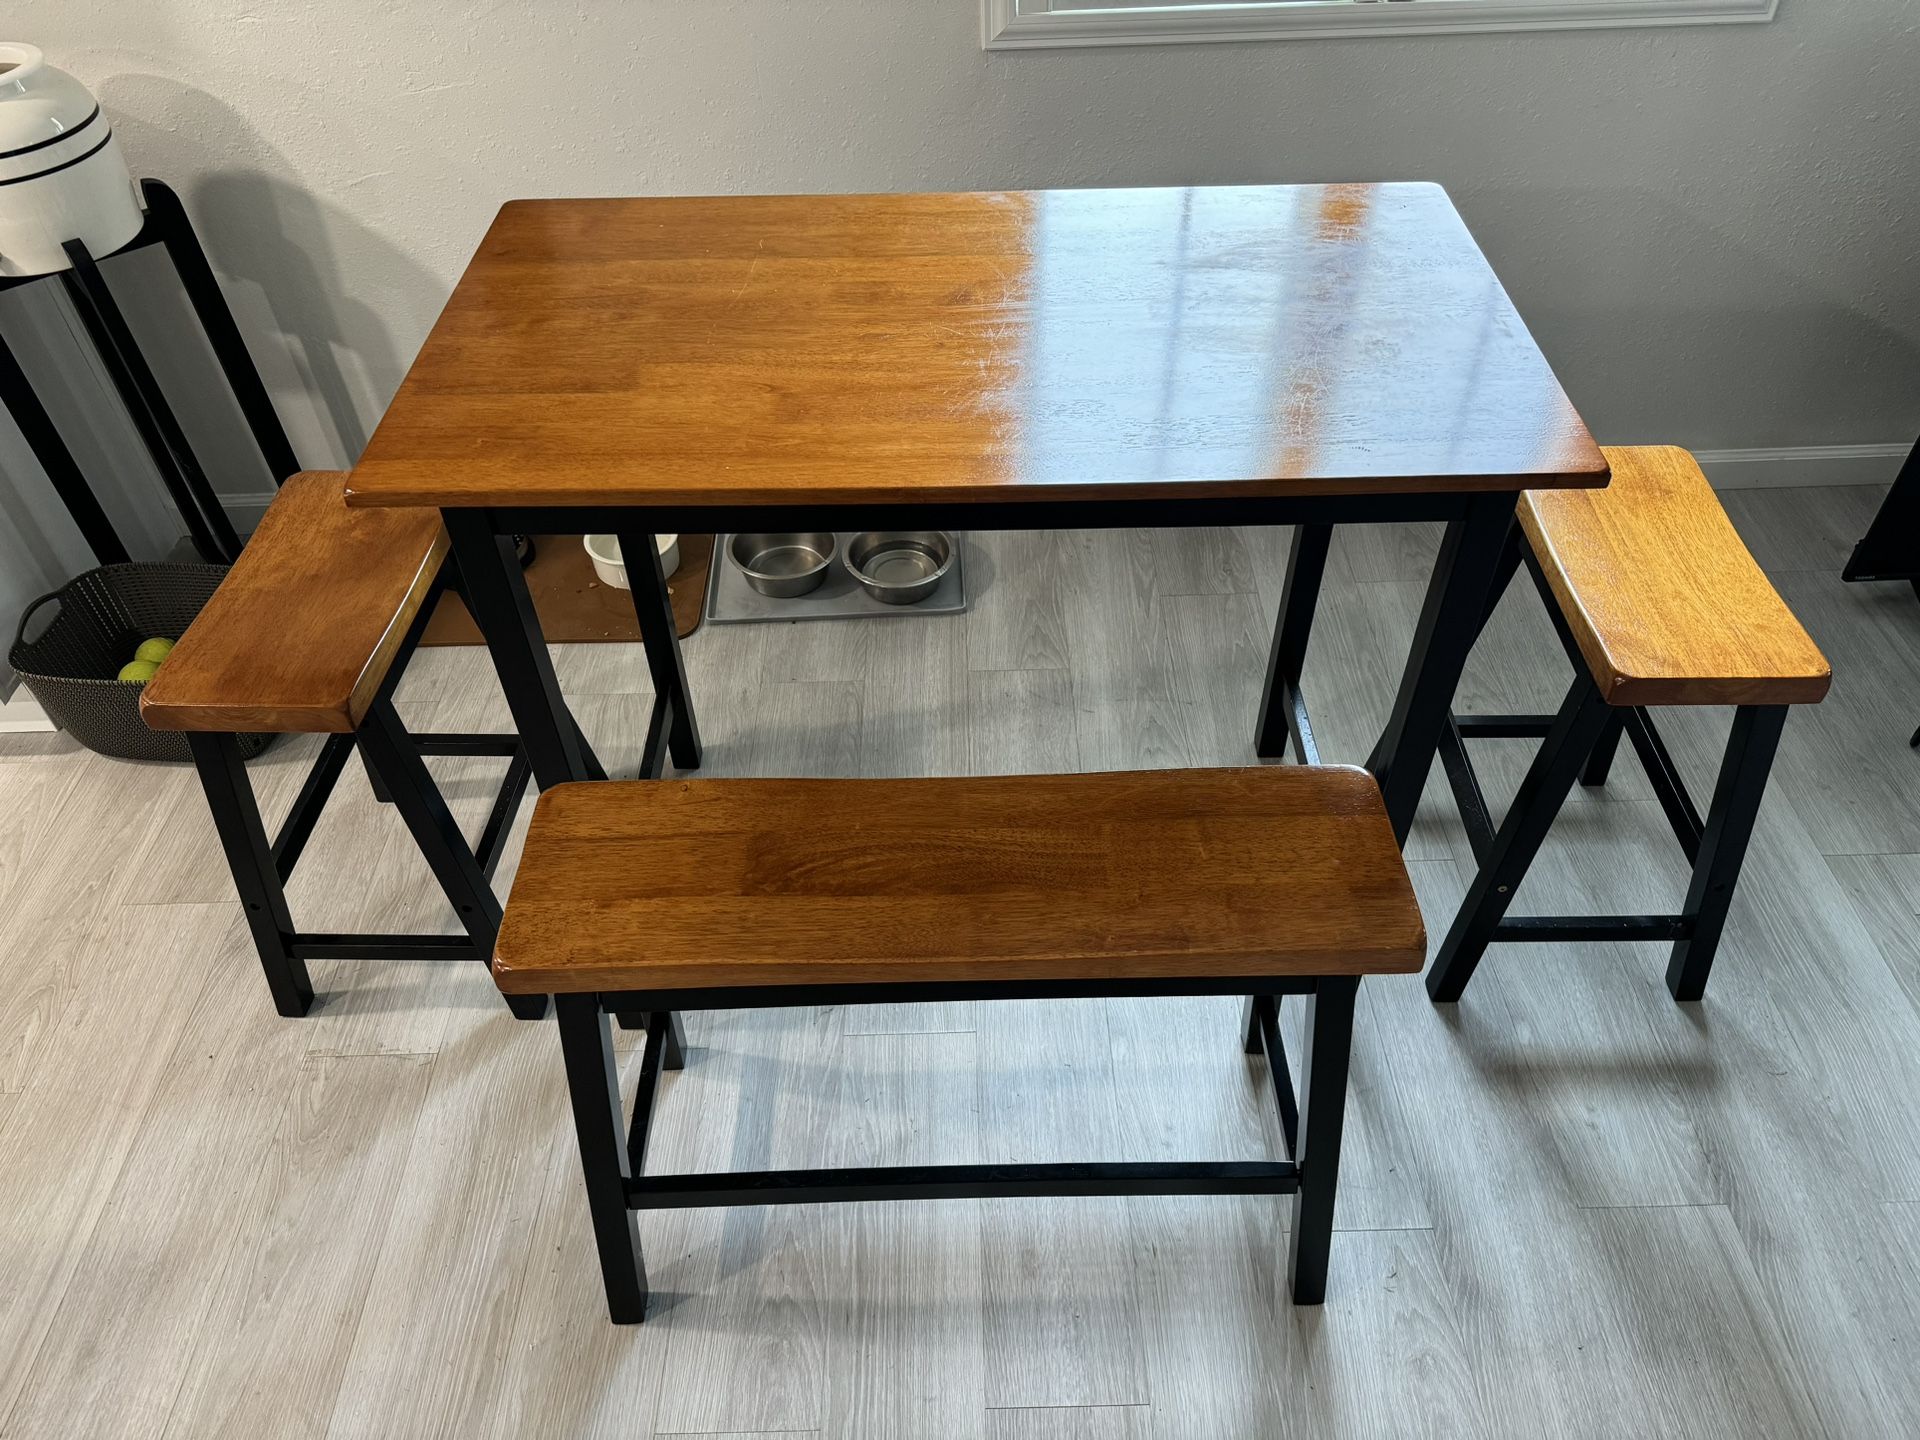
[
  {"left": 492, "top": 765, "right": 1426, "bottom": 995},
  {"left": 141, "top": 471, "right": 447, "bottom": 735},
  {"left": 1519, "top": 445, "right": 1831, "bottom": 708}
]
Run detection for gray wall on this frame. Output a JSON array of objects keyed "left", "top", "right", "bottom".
[{"left": 17, "top": 1, "right": 1920, "bottom": 517}]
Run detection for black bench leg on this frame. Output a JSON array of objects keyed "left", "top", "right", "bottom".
[
  {"left": 187, "top": 732, "right": 314, "bottom": 1018},
  {"left": 1255, "top": 524, "right": 1333, "bottom": 761},
  {"left": 356, "top": 699, "right": 548, "bottom": 1022},
  {"left": 1287, "top": 976, "right": 1359, "bottom": 1305},
  {"left": 1580, "top": 710, "right": 1628, "bottom": 788},
  {"left": 1665, "top": 704, "right": 1789, "bottom": 1002},
  {"left": 1427, "top": 674, "right": 1616, "bottom": 1003},
  {"left": 615, "top": 1010, "right": 688, "bottom": 1069},
  {"left": 556, "top": 995, "right": 649, "bottom": 1323}
]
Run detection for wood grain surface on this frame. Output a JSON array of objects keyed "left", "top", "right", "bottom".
[
  {"left": 346, "top": 185, "right": 1607, "bottom": 510},
  {"left": 1520, "top": 446, "right": 1833, "bottom": 707},
  {"left": 141, "top": 472, "right": 446, "bottom": 735},
  {"left": 491, "top": 765, "right": 1425, "bottom": 993}
]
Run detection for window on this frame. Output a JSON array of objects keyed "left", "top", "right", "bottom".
[{"left": 984, "top": 0, "right": 1777, "bottom": 49}]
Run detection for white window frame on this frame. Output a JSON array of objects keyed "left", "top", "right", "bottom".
[{"left": 983, "top": 0, "right": 1778, "bottom": 49}]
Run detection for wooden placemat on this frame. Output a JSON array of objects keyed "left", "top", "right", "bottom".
[{"left": 422, "top": 535, "right": 714, "bottom": 645}]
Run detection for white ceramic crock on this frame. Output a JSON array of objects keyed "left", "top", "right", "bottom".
[
  {"left": 584, "top": 533, "right": 680, "bottom": 590},
  {"left": 0, "top": 43, "right": 142, "bottom": 277}
]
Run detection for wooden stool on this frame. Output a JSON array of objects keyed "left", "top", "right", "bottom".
[
  {"left": 491, "top": 766, "right": 1426, "bottom": 1322},
  {"left": 1429, "top": 446, "right": 1831, "bottom": 1004},
  {"left": 142, "top": 472, "right": 575, "bottom": 1021}
]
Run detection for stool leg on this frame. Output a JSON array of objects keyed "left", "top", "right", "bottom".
[
  {"left": 187, "top": 733, "right": 314, "bottom": 1018},
  {"left": 355, "top": 700, "right": 548, "bottom": 1022},
  {"left": 1665, "top": 704, "right": 1788, "bottom": 1002},
  {"left": 1255, "top": 524, "right": 1333, "bottom": 760},
  {"left": 1287, "top": 976, "right": 1358, "bottom": 1305},
  {"left": 556, "top": 995, "right": 649, "bottom": 1323},
  {"left": 1427, "top": 675, "right": 1616, "bottom": 1003},
  {"left": 1579, "top": 710, "right": 1628, "bottom": 788}
]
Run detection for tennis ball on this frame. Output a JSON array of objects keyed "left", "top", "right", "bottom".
[
  {"left": 134, "top": 637, "right": 175, "bottom": 665},
  {"left": 118, "top": 659, "right": 160, "bottom": 684}
]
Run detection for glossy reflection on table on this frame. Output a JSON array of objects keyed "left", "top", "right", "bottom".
[{"left": 347, "top": 183, "right": 1605, "bottom": 509}]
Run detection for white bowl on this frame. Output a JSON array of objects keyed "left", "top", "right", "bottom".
[
  {"left": 584, "top": 534, "right": 679, "bottom": 590},
  {"left": 0, "top": 44, "right": 143, "bottom": 277}
]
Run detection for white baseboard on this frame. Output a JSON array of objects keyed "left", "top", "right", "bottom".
[
  {"left": 194, "top": 443, "right": 1906, "bottom": 537},
  {"left": 1692, "top": 444, "right": 1909, "bottom": 491},
  {"left": 0, "top": 690, "right": 55, "bottom": 733}
]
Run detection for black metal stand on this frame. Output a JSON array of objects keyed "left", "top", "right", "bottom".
[
  {"left": 554, "top": 972, "right": 1361, "bottom": 1323},
  {"left": 185, "top": 566, "right": 541, "bottom": 1021},
  {"left": 0, "top": 179, "right": 299, "bottom": 566},
  {"left": 1427, "top": 529, "right": 1793, "bottom": 1004},
  {"left": 1843, "top": 434, "right": 1920, "bottom": 584}
]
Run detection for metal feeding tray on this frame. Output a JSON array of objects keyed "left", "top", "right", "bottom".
[{"left": 706, "top": 531, "right": 968, "bottom": 624}]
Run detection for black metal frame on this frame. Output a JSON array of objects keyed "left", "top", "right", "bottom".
[
  {"left": 0, "top": 180, "right": 300, "bottom": 568},
  {"left": 447, "top": 489, "right": 1521, "bottom": 850},
  {"left": 1426, "top": 526, "right": 1792, "bottom": 1004},
  {"left": 1842, "top": 433, "right": 1920, "bottom": 584},
  {"left": 185, "top": 564, "right": 543, "bottom": 1021},
  {"left": 554, "top": 974, "right": 1360, "bottom": 1323}
]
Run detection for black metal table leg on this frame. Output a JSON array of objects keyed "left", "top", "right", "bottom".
[
  {"left": 616, "top": 1008, "right": 688, "bottom": 1068},
  {"left": 0, "top": 327, "right": 130, "bottom": 565},
  {"left": 1286, "top": 976, "right": 1358, "bottom": 1305},
  {"left": 444, "top": 509, "right": 599, "bottom": 790},
  {"left": 59, "top": 240, "right": 242, "bottom": 563},
  {"left": 1367, "top": 494, "right": 1519, "bottom": 845},
  {"left": 1426, "top": 674, "right": 1616, "bottom": 1002},
  {"left": 617, "top": 533, "right": 702, "bottom": 770},
  {"left": 187, "top": 732, "right": 314, "bottom": 1017},
  {"left": 556, "top": 995, "right": 650, "bottom": 1323},
  {"left": 356, "top": 699, "right": 547, "bottom": 1021},
  {"left": 1255, "top": 523, "right": 1333, "bottom": 760},
  {"left": 1241, "top": 994, "right": 1267, "bottom": 1055},
  {"left": 1666, "top": 704, "right": 1789, "bottom": 1002}
]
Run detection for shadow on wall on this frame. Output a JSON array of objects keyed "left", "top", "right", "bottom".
[
  {"left": 1464, "top": 184, "right": 1920, "bottom": 450},
  {"left": 94, "top": 73, "right": 445, "bottom": 468}
]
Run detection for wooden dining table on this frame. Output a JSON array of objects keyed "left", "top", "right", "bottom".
[{"left": 344, "top": 182, "right": 1608, "bottom": 845}]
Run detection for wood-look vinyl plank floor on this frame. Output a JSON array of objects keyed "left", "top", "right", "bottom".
[{"left": 0, "top": 490, "right": 1915, "bottom": 1436}]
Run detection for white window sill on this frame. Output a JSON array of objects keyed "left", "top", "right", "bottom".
[{"left": 984, "top": 0, "right": 1778, "bottom": 50}]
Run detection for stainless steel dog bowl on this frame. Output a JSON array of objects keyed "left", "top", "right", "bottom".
[
  {"left": 727, "top": 532, "right": 837, "bottom": 598},
  {"left": 844, "top": 531, "right": 956, "bottom": 606}
]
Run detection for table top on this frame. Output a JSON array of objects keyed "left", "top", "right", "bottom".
[{"left": 346, "top": 183, "right": 1607, "bottom": 511}]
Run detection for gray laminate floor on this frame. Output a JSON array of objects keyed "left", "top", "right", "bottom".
[{"left": 2, "top": 484, "right": 1917, "bottom": 1439}]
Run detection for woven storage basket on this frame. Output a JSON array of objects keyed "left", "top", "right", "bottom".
[{"left": 9, "top": 563, "right": 275, "bottom": 763}]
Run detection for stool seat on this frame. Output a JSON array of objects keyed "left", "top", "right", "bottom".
[
  {"left": 141, "top": 471, "right": 447, "bottom": 735},
  {"left": 1519, "top": 446, "right": 1831, "bottom": 707},
  {"left": 493, "top": 766, "right": 1427, "bottom": 995}
]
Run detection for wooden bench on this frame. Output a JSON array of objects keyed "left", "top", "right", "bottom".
[
  {"left": 1431, "top": 445, "right": 1830, "bottom": 1003},
  {"left": 493, "top": 765, "right": 1426, "bottom": 1322},
  {"left": 141, "top": 471, "right": 559, "bottom": 1020}
]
